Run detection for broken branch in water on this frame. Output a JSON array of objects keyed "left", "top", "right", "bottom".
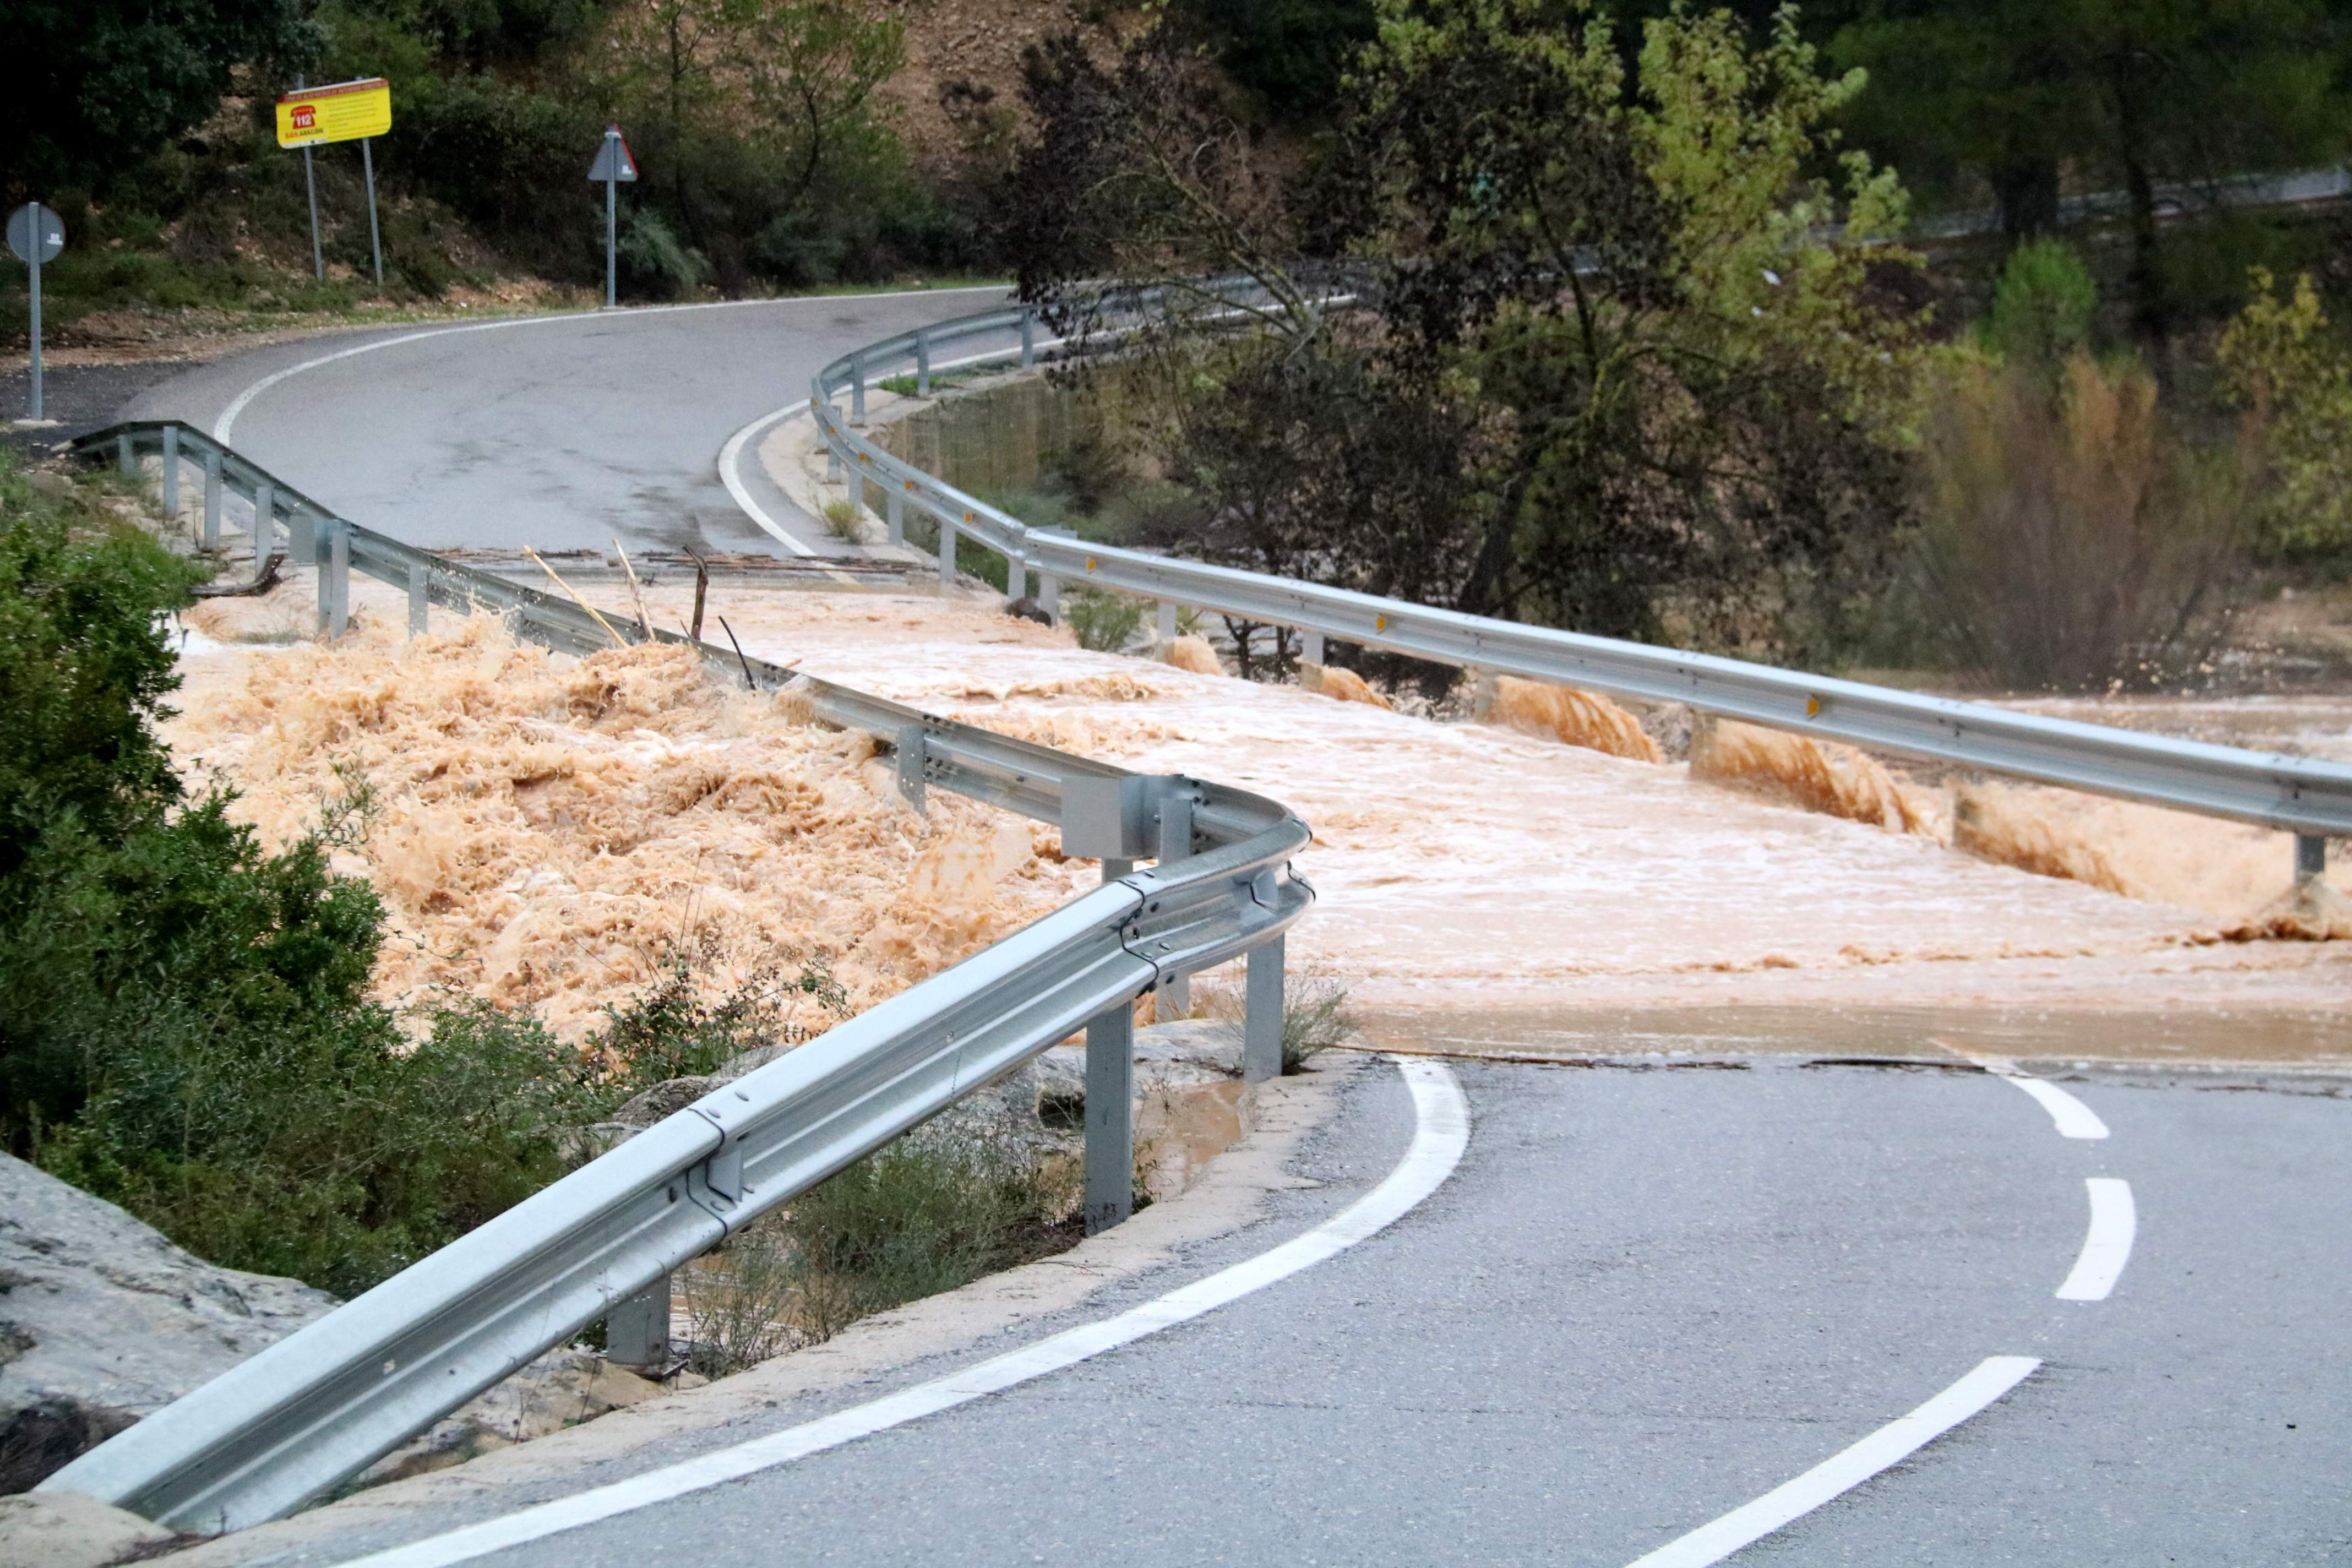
[{"left": 525, "top": 547, "right": 628, "bottom": 649}]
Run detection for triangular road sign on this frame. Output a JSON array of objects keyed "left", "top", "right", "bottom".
[{"left": 588, "top": 130, "right": 638, "bottom": 183}]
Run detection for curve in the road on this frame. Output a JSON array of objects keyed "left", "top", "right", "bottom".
[{"left": 325, "top": 1058, "right": 1469, "bottom": 1568}]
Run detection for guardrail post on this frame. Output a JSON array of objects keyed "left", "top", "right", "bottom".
[
  {"left": 916, "top": 336, "right": 932, "bottom": 397},
  {"left": 117, "top": 433, "right": 134, "bottom": 477},
  {"left": 1156, "top": 601, "right": 1177, "bottom": 647},
  {"left": 1157, "top": 787, "right": 1194, "bottom": 1017},
  {"left": 1244, "top": 933, "right": 1284, "bottom": 1083},
  {"left": 408, "top": 559, "right": 430, "bottom": 637},
  {"left": 319, "top": 521, "right": 349, "bottom": 638},
  {"left": 290, "top": 505, "right": 319, "bottom": 569},
  {"left": 885, "top": 489, "right": 904, "bottom": 546},
  {"left": 938, "top": 516, "right": 957, "bottom": 585},
  {"left": 253, "top": 482, "right": 276, "bottom": 563},
  {"left": 604, "top": 1273, "right": 671, "bottom": 1370},
  {"left": 160, "top": 426, "right": 180, "bottom": 519},
  {"left": 1008, "top": 557, "right": 1027, "bottom": 602},
  {"left": 2296, "top": 834, "right": 2327, "bottom": 884},
  {"left": 203, "top": 450, "right": 222, "bottom": 549},
  {"left": 825, "top": 438, "right": 841, "bottom": 482},
  {"left": 850, "top": 353, "right": 867, "bottom": 427},
  {"left": 1020, "top": 310, "right": 1036, "bottom": 369},
  {"left": 1039, "top": 569, "right": 1059, "bottom": 623},
  {"left": 1085, "top": 855, "right": 1137, "bottom": 1234},
  {"left": 1300, "top": 628, "right": 1325, "bottom": 666}
]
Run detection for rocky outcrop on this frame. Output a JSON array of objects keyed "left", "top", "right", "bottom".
[{"left": 0, "top": 1154, "right": 336, "bottom": 1495}]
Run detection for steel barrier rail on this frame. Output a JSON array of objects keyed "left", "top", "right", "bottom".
[
  {"left": 46, "top": 421, "right": 1313, "bottom": 1531},
  {"left": 809, "top": 304, "right": 2352, "bottom": 847}
]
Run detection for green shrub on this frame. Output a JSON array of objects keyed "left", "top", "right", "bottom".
[
  {"left": 1063, "top": 588, "right": 1146, "bottom": 652},
  {"left": 680, "top": 1126, "right": 1078, "bottom": 1372},
  {"left": 0, "top": 455, "right": 606, "bottom": 1295},
  {"left": 820, "top": 498, "right": 867, "bottom": 544},
  {"left": 1986, "top": 239, "right": 2097, "bottom": 367}
]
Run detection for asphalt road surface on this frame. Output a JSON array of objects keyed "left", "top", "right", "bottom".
[
  {"left": 122, "top": 287, "right": 1013, "bottom": 556},
  {"left": 233, "top": 1054, "right": 2348, "bottom": 1567}
]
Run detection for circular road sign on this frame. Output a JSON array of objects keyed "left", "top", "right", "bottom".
[{"left": 7, "top": 203, "right": 66, "bottom": 266}]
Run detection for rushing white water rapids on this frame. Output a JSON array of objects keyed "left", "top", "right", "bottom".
[{"left": 168, "top": 575, "right": 2352, "bottom": 1065}]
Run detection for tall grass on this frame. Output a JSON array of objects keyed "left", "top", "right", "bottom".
[{"left": 678, "top": 1127, "right": 1079, "bottom": 1375}]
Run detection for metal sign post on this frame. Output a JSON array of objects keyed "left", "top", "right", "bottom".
[
  {"left": 7, "top": 202, "right": 65, "bottom": 423},
  {"left": 275, "top": 77, "right": 394, "bottom": 289},
  {"left": 361, "top": 139, "right": 383, "bottom": 286},
  {"left": 587, "top": 127, "right": 638, "bottom": 309}
]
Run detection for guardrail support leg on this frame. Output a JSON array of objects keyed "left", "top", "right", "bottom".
[
  {"left": 1085, "top": 857, "right": 1138, "bottom": 1234},
  {"left": 1156, "top": 601, "right": 1177, "bottom": 647},
  {"left": 916, "top": 339, "right": 932, "bottom": 397},
  {"left": 1244, "top": 935, "right": 1284, "bottom": 1083},
  {"left": 290, "top": 506, "right": 318, "bottom": 569},
  {"left": 2296, "top": 834, "right": 2327, "bottom": 885},
  {"left": 1008, "top": 558, "right": 1027, "bottom": 602},
  {"left": 1020, "top": 311, "right": 1036, "bottom": 369},
  {"left": 826, "top": 441, "right": 841, "bottom": 482},
  {"left": 938, "top": 518, "right": 957, "bottom": 585},
  {"left": 1157, "top": 790, "right": 1194, "bottom": 1017},
  {"left": 254, "top": 482, "right": 276, "bottom": 563},
  {"left": 203, "top": 451, "right": 222, "bottom": 549},
  {"left": 886, "top": 491, "right": 904, "bottom": 547},
  {"left": 322, "top": 522, "right": 349, "bottom": 638},
  {"left": 605, "top": 1272, "right": 671, "bottom": 1370},
  {"left": 117, "top": 433, "right": 134, "bottom": 476},
  {"left": 1039, "top": 571, "right": 1059, "bottom": 624},
  {"left": 409, "top": 560, "right": 430, "bottom": 637},
  {"left": 160, "top": 426, "right": 180, "bottom": 520},
  {"left": 850, "top": 356, "right": 867, "bottom": 427},
  {"left": 1300, "top": 628, "right": 1324, "bottom": 666}
]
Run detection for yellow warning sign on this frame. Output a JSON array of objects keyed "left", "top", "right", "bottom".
[{"left": 276, "top": 79, "right": 393, "bottom": 149}]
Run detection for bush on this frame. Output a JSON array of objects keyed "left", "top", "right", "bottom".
[
  {"left": 678, "top": 1125, "right": 1077, "bottom": 1373},
  {"left": 0, "top": 456, "right": 607, "bottom": 1295},
  {"left": 1986, "top": 239, "right": 2098, "bottom": 367},
  {"left": 1063, "top": 588, "right": 1146, "bottom": 652},
  {"left": 820, "top": 498, "right": 867, "bottom": 545},
  {"left": 1911, "top": 354, "right": 2249, "bottom": 689}
]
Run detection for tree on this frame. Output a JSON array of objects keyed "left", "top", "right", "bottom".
[
  {"left": 0, "top": 0, "right": 315, "bottom": 200},
  {"left": 1828, "top": 0, "right": 2352, "bottom": 348},
  {"left": 597, "top": 0, "right": 905, "bottom": 291},
  {"left": 1340, "top": 0, "right": 1924, "bottom": 653}
]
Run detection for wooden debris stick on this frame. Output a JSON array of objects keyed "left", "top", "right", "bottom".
[
  {"left": 524, "top": 547, "right": 628, "bottom": 648},
  {"left": 611, "top": 537, "right": 656, "bottom": 640}
]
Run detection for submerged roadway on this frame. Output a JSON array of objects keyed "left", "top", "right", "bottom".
[{"left": 126, "top": 303, "right": 2352, "bottom": 1566}]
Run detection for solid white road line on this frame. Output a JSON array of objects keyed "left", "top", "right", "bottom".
[
  {"left": 1624, "top": 1355, "right": 2043, "bottom": 1568},
  {"left": 1935, "top": 1044, "right": 2110, "bottom": 1140},
  {"left": 2056, "top": 1177, "right": 2137, "bottom": 1301},
  {"left": 714, "top": 332, "right": 1073, "bottom": 554},
  {"left": 1990, "top": 1069, "right": 2110, "bottom": 1140},
  {"left": 715, "top": 404, "right": 821, "bottom": 558},
  {"left": 210, "top": 285, "right": 1012, "bottom": 445},
  {"left": 327, "top": 1058, "right": 1469, "bottom": 1568}
]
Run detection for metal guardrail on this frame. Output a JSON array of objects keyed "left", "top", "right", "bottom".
[
  {"left": 812, "top": 301, "right": 2352, "bottom": 852},
  {"left": 43, "top": 421, "right": 1312, "bottom": 1531}
]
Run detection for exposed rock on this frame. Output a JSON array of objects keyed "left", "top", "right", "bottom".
[
  {"left": 0, "top": 1154, "right": 336, "bottom": 1495},
  {"left": 1002, "top": 595, "right": 1052, "bottom": 625},
  {"left": 0, "top": 1489, "right": 173, "bottom": 1568}
]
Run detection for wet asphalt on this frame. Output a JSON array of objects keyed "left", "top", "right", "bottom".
[{"left": 118, "top": 287, "right": 1014, "bottom": 557}]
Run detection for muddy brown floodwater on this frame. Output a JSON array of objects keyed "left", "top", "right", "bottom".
[{"left": 166, "top": 571, "right": 2352, "bottom": 1070}]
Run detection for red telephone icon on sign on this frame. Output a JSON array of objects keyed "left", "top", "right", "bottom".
[{"left": 291, "top": 105, "right": 318, "bottom": 130}]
